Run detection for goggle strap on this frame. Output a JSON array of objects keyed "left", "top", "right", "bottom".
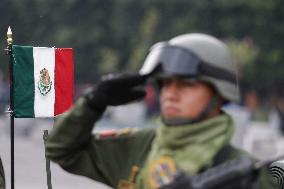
[{"left": 199, "top": 62, "right": 236, "bottom": 84}]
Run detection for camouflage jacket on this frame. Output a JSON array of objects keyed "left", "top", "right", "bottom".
[{"left": 46, "top": 98, "right": 275, "bottom": 189}]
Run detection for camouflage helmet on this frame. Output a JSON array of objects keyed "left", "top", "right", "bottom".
[{"left": 140, "top": 33, "right": 239, "bottom": 102}]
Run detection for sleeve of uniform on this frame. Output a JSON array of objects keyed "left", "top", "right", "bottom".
[
  {"left": 253, "top": 168, "right": 276, "bottom": 189},
  {"left": 224, "top": 147, "right": 275, "bottom": 189},
  {"left": 46, "top": 97, "right": 155, "bottom": 187}
]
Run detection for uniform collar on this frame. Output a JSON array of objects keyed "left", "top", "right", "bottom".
[{"left": 156, "top": 113, "right": 234, "bottom": 149}]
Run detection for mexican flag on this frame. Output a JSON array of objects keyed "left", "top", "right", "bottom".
[{"left": 12, "top": 45, "right": 74, "bottom": 118}]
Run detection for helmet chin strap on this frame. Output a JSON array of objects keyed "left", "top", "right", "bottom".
[{"left": 162, "top": 95, "right": 221, "bottom": 126}]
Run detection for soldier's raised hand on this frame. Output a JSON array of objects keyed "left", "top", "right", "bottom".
[{"left": 85, "top": 73, "right": 147, "bottom": 113}]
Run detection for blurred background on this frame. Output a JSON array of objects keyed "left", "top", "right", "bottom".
[{"left": 0, "top": 0, "right": 284, "bottom": 188}]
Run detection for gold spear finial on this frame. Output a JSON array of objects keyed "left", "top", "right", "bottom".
[
  {"left": 117, "top": 165, "right": 139, "bottom": 189},
  {"left": 7, "top": 26, "right": 13, "bottom": 45}
]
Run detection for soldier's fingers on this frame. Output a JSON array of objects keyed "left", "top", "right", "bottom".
[
  {"left": 114, "top": 89, "right": 146, "bottom": 105},
  {"left": 106, "top": 73, "right": 147, "bottom": 87}
]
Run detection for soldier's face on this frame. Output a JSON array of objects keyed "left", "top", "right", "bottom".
[{"left": 160, "top": 77, "right": 215, "bottom": 120}]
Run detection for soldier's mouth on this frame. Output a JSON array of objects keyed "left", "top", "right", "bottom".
[{"left": 163, "top": 106, "right": 179, "bottom": 117}]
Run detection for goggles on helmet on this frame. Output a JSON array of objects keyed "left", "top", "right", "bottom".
[{"left": 139, "top": 42, "right": 236, "bottom": 84}]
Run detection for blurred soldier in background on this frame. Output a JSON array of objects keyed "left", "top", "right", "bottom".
[
  {"left": 46, "top": 33, "right": 274, "bottom": 189},
  {"left": 0, "top": 157, "right": 5, "bottom": 189}
]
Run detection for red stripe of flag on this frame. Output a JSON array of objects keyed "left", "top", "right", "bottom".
[{"left": 54, "top": 48, "right": 74, "bottom": 115}]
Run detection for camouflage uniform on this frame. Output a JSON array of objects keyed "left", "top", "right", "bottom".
[{"left": 46, "top": 98, "right": 274, "bottom": 189}]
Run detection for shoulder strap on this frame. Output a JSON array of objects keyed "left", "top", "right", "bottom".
[
  {"left": 198, "top": 145, "right": 235, "bottom": 173},
  {"left": 212, "top": 145, "right": 235, "bottom": 166}
]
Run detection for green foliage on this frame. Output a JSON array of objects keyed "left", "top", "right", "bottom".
[
  {"left": 128, "top": 7, "right": 159, "bottom": 72},
  {"left": 0, "top": 0, "right": 283, "bottom": 97},
  {"left": 227, "top": 38, "right": 259, "bottom": 66},
  {"left": 99, "top": 48, "right": 119, "bottom": 73}
]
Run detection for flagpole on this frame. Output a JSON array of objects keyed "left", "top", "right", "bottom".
[
  {"left": 43, "top": 130, "right": 52, "bottom": 189},
  {"left": 5, "top": 26, "right": 15, "bottom": 189}
]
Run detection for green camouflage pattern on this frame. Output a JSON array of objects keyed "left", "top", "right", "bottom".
[{"left": 46, "top": 97, "right": 275, "bottom": 189}]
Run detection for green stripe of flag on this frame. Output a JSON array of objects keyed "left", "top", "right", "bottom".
[{"left": 12, "top": 45, "right": 35, "bottom": 117}]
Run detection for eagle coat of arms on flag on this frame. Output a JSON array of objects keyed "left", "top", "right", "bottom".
[{"left": 38, "top": 68, "right": 52, "bottom": 96}]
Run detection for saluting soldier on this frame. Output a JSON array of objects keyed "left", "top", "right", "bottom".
[{"left": 46, "top": 33, "right": 274, "bottom": 189}]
